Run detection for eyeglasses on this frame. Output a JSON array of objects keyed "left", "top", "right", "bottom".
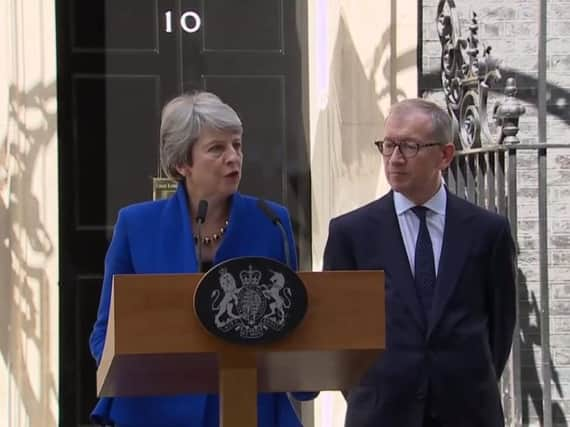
[{"left": 374, "top": 139, "right": 443, "bottom": 159}]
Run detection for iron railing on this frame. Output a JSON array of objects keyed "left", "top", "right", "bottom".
[{"left": 436, "top": 1, "right": 570, "bottom": 425}]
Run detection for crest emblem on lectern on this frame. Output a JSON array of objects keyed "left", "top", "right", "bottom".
[{"left": 194, "top": 257, "right": 307, "bottom": 344}]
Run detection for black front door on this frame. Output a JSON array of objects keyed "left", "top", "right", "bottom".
[{"left": 56, "top": 1, "right": 309, "bottom": 424}]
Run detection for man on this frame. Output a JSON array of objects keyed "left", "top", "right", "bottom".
[{"left": 323, "top": 99, "right": 516, "bottom": 427}]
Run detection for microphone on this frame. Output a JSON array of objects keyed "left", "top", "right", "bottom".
[
  {"left": 196, "top": 199, "right": 208, "bottom": 223},
  {"left": 195, "top": 200, "right": 208, "bottom": 272},
  {"left": 257, "top": 199, "right": 291, "bottom": 268}
]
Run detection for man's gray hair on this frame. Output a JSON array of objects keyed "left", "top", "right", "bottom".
[
  {"left": 388, "top": 98, "right": 453, "bottom": 144},
  {"left": 160, "top": 91, "right": 243, "bottom": 180}
]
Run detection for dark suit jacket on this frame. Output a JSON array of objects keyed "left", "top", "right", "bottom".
[{"left": 323, "top": 190, "right": 516, "bottom": 427}]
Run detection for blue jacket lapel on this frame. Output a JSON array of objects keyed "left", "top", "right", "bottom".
[
  {"left": 159, "top": 184, "right": 243, "bottom": 273},
  {"left": 156, "top": 183, "right": 199, "bottom": 273}
]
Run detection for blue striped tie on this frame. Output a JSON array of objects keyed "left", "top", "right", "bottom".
[{"left": 412, "top": 206, "right": 436, "bottom": 318}]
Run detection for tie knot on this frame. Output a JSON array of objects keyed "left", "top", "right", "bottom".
[{"left": 411, "top": 206, "right": 428, "bottom": 221}]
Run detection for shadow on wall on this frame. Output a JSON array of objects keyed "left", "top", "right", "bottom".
[
  {"left": 518, "top": 269, "right": 568, "bottom": 426},
  {"left": 0, "top": 82, "right": 57, "bottom": 427},
  {"left": 311, "top": 15, "right": 416, "bottom": 260}
]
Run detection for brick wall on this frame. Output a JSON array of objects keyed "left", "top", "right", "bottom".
[{"left": 421, "top": 1, "right": 570, "bottom": 425}]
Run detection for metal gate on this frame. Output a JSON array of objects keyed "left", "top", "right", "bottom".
[{"left": 435, "top": 1, "right": 570, "bottom": 425}]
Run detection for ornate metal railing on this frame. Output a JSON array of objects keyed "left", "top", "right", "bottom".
[
  {"left": 437, "top": 2, "right": 525, "bottom": 149},
  {"left": 436, "top": 1, "right": 570, "bottom": 426}
]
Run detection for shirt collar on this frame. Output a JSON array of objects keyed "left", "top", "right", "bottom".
[{"left": 393, "top": 184, "right": 447, "bottom": 216}]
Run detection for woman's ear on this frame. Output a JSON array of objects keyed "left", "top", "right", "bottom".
[{"left": 175, "top": 164, "right": 190, "bottom": 178}]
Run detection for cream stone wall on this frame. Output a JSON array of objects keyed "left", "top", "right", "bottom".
[
  {"left": 309, "top": 0, "right": 418, "bottom": 269},
  {"left": 307, "top": 0, "right": 418, "bottom": 425},
  {"left": 0, "top": 0, "right": 59, "bottom": 426}
]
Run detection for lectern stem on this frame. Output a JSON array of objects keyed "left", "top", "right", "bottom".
[{"left": 219, "top": 352, "right": 257, "bottom": 427}]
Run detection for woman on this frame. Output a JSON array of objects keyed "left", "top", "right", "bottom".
[{"left": 89, "top": 92, "right": 315, "bottom": 426}]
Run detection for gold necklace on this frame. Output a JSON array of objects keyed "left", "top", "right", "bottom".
[{"left": 194, "top": 220, "right": 229, "bottom": 246}]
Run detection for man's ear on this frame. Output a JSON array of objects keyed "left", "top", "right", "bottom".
[{"left": 440, "top": 143, "right": 455, "bottom": 170}]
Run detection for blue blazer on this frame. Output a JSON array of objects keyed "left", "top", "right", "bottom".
[
  {"left": 323, "top": 190, "right": 516, "bottom": 427},
  {"left": 90, "top": 183, "right": 314, "bottom": 426}
]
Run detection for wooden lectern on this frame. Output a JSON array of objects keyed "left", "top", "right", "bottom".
[{"left": 97, "top": 271, "right": 385, "bottom": 427}]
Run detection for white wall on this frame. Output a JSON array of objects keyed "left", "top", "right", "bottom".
[
  {"left": 307, "top": 0, "right": 417, "bottom": 424},
  {"left": 0, "top": 0, "right": 59, "bottom": 426},
  {"left": 309, "top": 0, "right": 418, "bottom": 269}
]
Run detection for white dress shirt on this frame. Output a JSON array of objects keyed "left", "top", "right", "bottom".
[{"left": 393, "top": 185, "right": 447, "bottom": 277}]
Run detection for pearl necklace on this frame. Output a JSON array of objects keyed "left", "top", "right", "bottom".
[{"left": 194, "top": 220, "right": 229, "bottom": 246}]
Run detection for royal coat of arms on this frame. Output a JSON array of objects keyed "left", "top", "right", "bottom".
[{"left": 194, "top": 257, "right": 307, "bottom": 344}]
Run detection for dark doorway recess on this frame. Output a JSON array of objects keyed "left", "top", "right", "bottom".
[{"left": 56, "top": 1, "right": 310, "bottom": 424}]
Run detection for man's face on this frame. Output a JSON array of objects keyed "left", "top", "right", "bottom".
[{"left": 382, "top": 110, "right": 454, "bottom": 204}]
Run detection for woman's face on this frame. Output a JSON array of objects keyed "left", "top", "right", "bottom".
[{"left": 177, "top": 127, "right": 243, "bottom": 201}]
